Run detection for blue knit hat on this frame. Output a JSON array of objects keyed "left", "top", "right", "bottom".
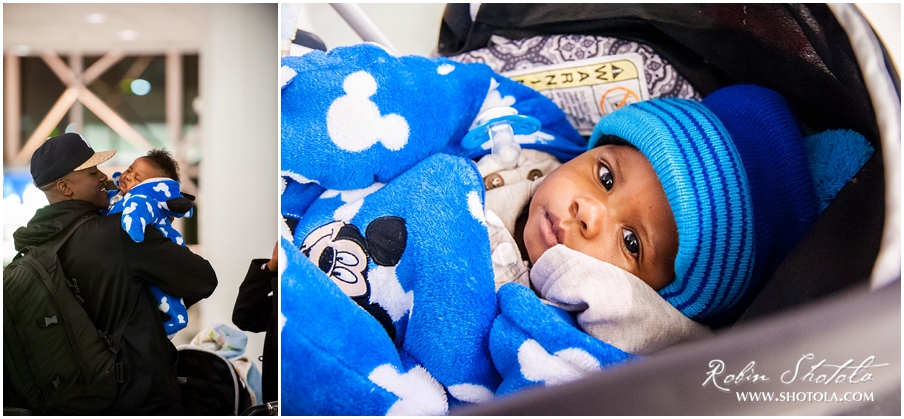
[{"left": 588, "top": 84, "right": 873, "bottom": 321}]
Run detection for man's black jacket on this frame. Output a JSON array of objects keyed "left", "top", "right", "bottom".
[{"left": 11, "top": 200, "right": 218, "bottom": 415}]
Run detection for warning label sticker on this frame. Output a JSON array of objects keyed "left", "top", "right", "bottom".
[{"left": 504, "top": 54, "right": 649, "bottom": 135}]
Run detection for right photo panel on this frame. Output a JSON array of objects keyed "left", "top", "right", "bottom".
[{"left": 278, "top": 4, "right": 901, "bottom": 416}]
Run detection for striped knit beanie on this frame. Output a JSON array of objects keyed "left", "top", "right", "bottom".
[{"left": 588, "top": 84, "right": 873, "bottom": 321}]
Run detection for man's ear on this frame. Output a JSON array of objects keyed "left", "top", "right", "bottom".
[{"left": 55, "top": 179, "right": 73, "bottom": 197}]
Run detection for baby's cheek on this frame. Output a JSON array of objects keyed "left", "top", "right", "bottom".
[{"left": 519, "top": 225, "right": 541, "bottom": 264}]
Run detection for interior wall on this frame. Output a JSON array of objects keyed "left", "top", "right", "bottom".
[{"left": 197, "top": 3, "right": 278, "bottom": 374}]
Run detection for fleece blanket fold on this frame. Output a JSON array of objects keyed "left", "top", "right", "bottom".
[
  {"left": 491, "top": 282, "right": 635, "bottom": 396},
  {"left": 280, "top": 42, "right": 586, "bottom": 194},
  {"left": 284, "top": 154, "right": 499, "bottom": 415},
  {"left": 280, "top": 43, "right": 664, "bottom": 415}
]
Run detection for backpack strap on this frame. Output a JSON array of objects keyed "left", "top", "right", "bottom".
[
  {"left": 48, "top": 213, "right": 135, "bottom": 357},
  {"left": 97, "top": 295, "right": 135, "bottom": 355},
  {"left": 38, "top": 214, "right": 95, "bottom": 305},
  {"left": 36, "top": 213, "right": 96, "bottom": 254}
]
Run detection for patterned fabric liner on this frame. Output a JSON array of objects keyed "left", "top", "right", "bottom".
[{"left": 451, "top": 34, "right": 700, "bottom": 101}]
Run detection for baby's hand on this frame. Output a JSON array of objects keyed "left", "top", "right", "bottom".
[{"left": 266, "top": 242, "right": 279, "bottom": 272}]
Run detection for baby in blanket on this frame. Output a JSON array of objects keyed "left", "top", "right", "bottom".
[
  {"left": 483, "top": 84, "right": 873, "bottom": 393},
  {"left": 104, "top": 149, "right": 194, "bottom": 338},
  {"left": 278, "top": 43, "right": 873, "bottom": 414}
]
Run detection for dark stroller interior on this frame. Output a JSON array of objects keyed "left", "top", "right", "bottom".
[
  {"left": 435, "top": 4, "right": 899, "bottom": 415},
  {"left": 177, "top": 346, "right": 252, "bottom": 415},
  {"left": 177, "top": 346, "right": 276, "bottom": 416}
]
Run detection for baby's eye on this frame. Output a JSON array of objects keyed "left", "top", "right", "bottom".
[
  {"left": 623, "top": 229, "right": 639, "bottom": 256},
  {"left": 598, "top": 164, "right": 613, "bottom": 190}
]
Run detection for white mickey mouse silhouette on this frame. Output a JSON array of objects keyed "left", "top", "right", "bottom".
[
  {"left": 280, "top": 66, "right": 297, "bottom": 88},
  {"left": 327, "top": 71, "right": 409, "bottom": 152},
  {"left": 476, "top": 78, "right": 516, "bottom": 116},
  {"left": 368, "top": 265, "right": 413, "bottom": 322},
  {"left": 437, "top": 63, "right": 455, "bottom": 75},
  {"left": 152, "top": 182, "right": 171, "bottom": 198},
  {"left": 368, "top": 364, "right": 447, "bottom": 415},
  {"left": 123, "top": 202, "right": 137, "bottom": 232},
  {"left": 320, "top": 182, "right": 385, "bottom": 222},
  {"left": 467, "top": 190, "right": 486, "bottom": 226},
  {"left": 448, "top": 383, "right": 494, "bottom": 404},
  {"left": 159, "top": 296, "right": 171, "bottom": 312},
  {"left": 517, "top": 339, "right": 601, "bottom": 386}
]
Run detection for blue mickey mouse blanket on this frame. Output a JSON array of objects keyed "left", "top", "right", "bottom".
[{"left": 280, "top": 43, "right": 677, "bottom": 415}]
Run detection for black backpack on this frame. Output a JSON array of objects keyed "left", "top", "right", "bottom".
[{"left": 3, "top": 214, "right": 131, "bottom": 414}]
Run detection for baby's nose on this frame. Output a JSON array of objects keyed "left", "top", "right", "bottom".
[{"left": 573, "top": 196, "right": 607, "bottom": 238}]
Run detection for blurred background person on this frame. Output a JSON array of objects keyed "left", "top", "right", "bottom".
[{"left": 233, "top": 243, "right": 279, "bottom": 404}]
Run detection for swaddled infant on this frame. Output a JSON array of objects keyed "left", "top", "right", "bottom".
[{"left": 104, "top": 149, "right": 194, "bottom": 338}]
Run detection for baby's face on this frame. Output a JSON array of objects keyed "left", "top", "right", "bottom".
[
  {"left": 119, "top": 157, "right": 164, "bottom": 194},
  {"left": 524, "top": 145, "right": 678, "bottom": 290}
]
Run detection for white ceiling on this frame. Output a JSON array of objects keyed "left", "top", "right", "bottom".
[{"left": 3, "top": 3, "right": 206, "bottom": 56}]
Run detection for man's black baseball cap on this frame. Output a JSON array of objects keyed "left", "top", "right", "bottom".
[{"left": 30, "top": 133, "right": 116, "bottom": 187}]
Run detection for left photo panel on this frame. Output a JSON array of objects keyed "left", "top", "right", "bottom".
[{"left": 3, "top": 4, "right": 278, "bottom": 415}]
